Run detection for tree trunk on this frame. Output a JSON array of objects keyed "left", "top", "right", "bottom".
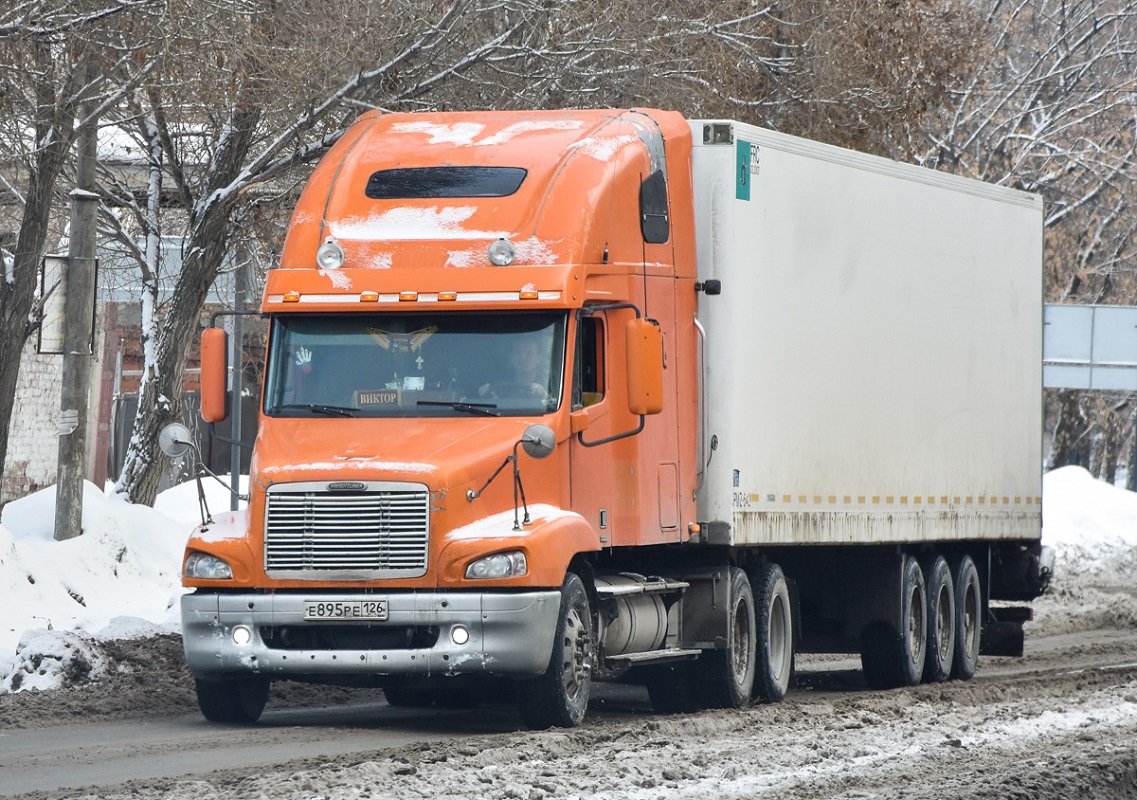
[
  {"left": 1049, "top": 390, "right": 1089, "bottom": 470},
  {"left": 0, "top": 119, "right": 76, "bottom": 505},
  {"left": 114, "top": 109, "right": 260, "bottom": 506},
  {"left": 1098, "top": 411, "right": 1119, "bottom": 485}
]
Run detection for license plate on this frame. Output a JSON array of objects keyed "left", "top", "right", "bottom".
[{"left": 303, "top": 599, "right": 388, "bottom": 621}]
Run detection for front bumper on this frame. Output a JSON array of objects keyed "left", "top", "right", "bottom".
[{"left": 181, "top": 589, "right": 561, "bottom": 680}]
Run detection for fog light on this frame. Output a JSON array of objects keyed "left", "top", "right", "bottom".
[
  {"left": 316, "top": 238, "right": 345, "bottom": 269},
  {"left": 450, "top": 625, "right": 470, "bottom": 646},
  {"left": 488, "top": 238, "right": 516, "bottom": 266},
  {"left": 231, "top": 625, "right": 253, "bottom": 646}
]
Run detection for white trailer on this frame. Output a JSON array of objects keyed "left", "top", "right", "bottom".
[{"left": 687, "top": 120, "right": 1046, "bottom": 687}]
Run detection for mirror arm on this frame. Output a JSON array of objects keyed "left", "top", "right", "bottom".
[
  {"left": 577, "top": 302, "right": 643, "bottom": 320},
  {"left": 208, "top": 309, "right": 262, "bottom": 326},
  {"left": 207, "top": 422, "right": 254, "bottom": 453},
  {"left": 575, "top": 415, "right": 645, "bottom": 448}
]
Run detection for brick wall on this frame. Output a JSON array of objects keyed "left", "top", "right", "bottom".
[
  {"left": 2, "top": 306, "right": 111, "bottom": 506},
  {"left": 2, "top": 339, "right": 65, "bottom": 504}
]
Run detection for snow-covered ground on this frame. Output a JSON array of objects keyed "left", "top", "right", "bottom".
[
  {"left": 0, "top": 477, "right": 242, "bottom": 692},
  {"left": 0, "top": 466, "right": 1131, "bottom": 694}
]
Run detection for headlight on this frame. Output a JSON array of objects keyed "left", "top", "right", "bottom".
[
  {"left": 465, "top": 551, "right": 528, "bottom": 579},
  {"left": 184, "top": 552, "right": 234, "bottom": 580}
]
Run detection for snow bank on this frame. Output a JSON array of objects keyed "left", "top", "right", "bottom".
[
  {"left": 1041, "top": 465, "right": 1137, "bottom": 579},
  {"left": 0, "top": 479, "right": 220, "bottom": 693}
]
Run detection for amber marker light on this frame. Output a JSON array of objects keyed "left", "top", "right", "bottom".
[
  {"left": 283, "top": 291, "right": 301, "bottom": 303},
  {"left": 399, "top": 291, "right": 419, "bottom": 302},
  {"left": 438, "top": 291, "right": 458, "bottom": 301},
  {"left": 519, "top": 289, "right": 539, "bottom": 300},
  {"left": 360, "top": 291, "right": 379, "bottom": 302}
]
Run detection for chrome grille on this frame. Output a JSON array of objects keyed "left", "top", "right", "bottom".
[{"left": 265, "top": 483, "right": 429, "bottom": 577}]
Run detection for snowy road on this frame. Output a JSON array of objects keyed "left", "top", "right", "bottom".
[
  {"left": 0, "top": 701, "right": 518, "bottom": 795},
  {"left": 4, "top": 620, "right": 1137, "bottom": 799}
]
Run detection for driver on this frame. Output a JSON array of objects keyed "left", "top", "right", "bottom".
[{"left": 478, "top": 338, "right": 551, "bottom": 401}]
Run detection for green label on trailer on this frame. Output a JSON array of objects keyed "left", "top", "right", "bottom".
[{"left": 736, "top": 140, "right": 752, "bottom": 201}]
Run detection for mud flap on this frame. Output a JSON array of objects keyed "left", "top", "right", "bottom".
[{"left": 980, "top": 606, "right": 1032, "bottom": 657}]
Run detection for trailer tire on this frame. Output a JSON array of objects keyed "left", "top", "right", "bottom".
[
  {"left": 752, "top": 562, "right": 794, "bottom": 703},
  {"left": 951, "top": 555, "right": 982, "bottom": 680},
  {"left": 922, "top": 555, "right": 955, "bottom": 683},
  {"left": 861, "top": 555, "right": 927, "bottom": 689},
  {"left": 517, "top": 572, "right": 593, "bottom": 729},
  {"left": 194, "top": 676, "right": 269, "bottom": 723},
  {"left": 696, "top": 566, "right": 756, "bottom": 709}
]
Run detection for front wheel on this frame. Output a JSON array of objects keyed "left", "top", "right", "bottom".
[
  {"left": 194, "top": 676, "right": 269, "bottom": 723},
  {"left": 517, "top": 572, "right": 593, "bottom": 729}
]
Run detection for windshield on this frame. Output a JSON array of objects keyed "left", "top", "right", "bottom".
[{"left": 263, "top": 312, "right": 566, "bottom": 418}]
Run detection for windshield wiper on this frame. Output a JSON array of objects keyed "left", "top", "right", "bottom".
[
  {"left": 417, "top": 400, "right": 500, "bottom": 417},
  {"left": 275, "top": 403, "right": 358, "bottom": 418}
]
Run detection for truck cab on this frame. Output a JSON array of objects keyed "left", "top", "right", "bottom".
[{"left": 181, "top": 109, "right": 703, "bottom": 728}]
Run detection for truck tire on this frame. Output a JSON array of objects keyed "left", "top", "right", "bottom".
[
  {"left": 517, "top": 572, "right": 593, "bottom": 729},
  {"left": 695, "top": 566, "right": 756, "bottom": 709},
  {"left": 752, "top": 562, "right": 794, "bottom": 703},
  {"left": 860, "top": 555, "right": 927, "bottom": 689},
  {"left": 922, "top": 555, "right": 955, "bottom": 683},
  {"left": 951, "top": 555, "right": 982, "bottom": 680},
  {"left": 194, "top": 676, "right": 269, "bottom": 723}
]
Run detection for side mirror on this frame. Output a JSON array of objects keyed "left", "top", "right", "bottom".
[
  {"left": 625, "top": 319, "right": 663, "bottom": 415},
  {"left": 200, "top": 327, "right": 229, "bottom": 423},
  {"left": 158, "top": 422, "right": 194, "bottom": 459},
  {"left": 521, "top": 423, "right": 556, "bottom": 459}
]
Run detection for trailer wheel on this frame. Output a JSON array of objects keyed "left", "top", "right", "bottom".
[
  {"left": 951, "top": 555, "right": 982, "bottom": 680},
  {"left": 922, "top": 555, "right": 955, "bottom": 683},
  {"left": 861, "top": 555, "right": 927, "bottom": 689},
  {"left": 194, "top": 676, "right": 269, "bottom": 723},
  {"left": 696, "top": 566, "right": 756, "bottom": 708},
  {"left": 752, "top": 562, "right": 794, "bottom": 703},
  {"left": 517, "top": 572, "right": 593, "bottom": 729}
]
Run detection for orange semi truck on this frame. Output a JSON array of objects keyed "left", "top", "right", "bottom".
[{"left": 180, "top": 109, "right": 1049, "bottom": 728}]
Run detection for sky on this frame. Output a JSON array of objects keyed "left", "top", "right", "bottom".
[{"left": 0, "top": 466, "right": 1132, "bottom": 693}]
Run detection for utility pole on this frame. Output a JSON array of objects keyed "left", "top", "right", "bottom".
[
  {"left": 54, "top": 74, "right": 99, "bottom": 542},
  {"left": 229, "top": 250, "right": 247, "bottom": 511}
]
